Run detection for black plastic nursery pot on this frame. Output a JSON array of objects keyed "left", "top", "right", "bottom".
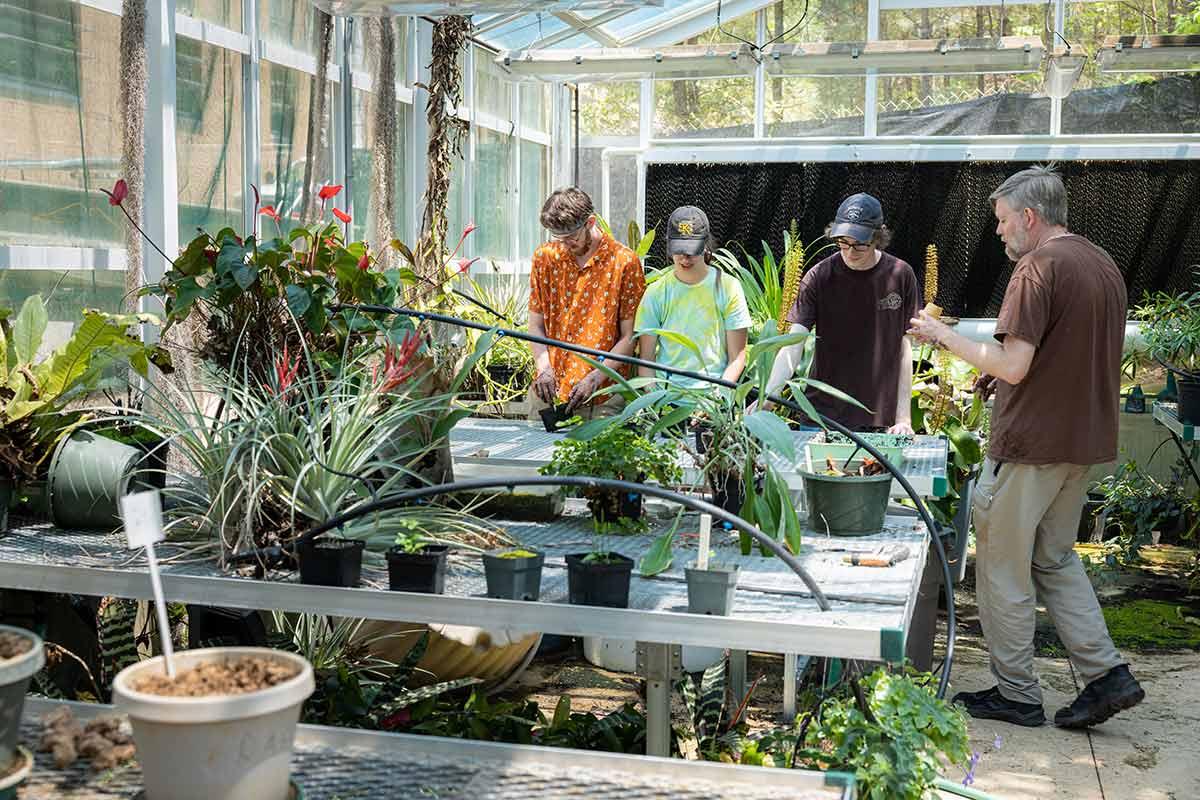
[
  {"left": 482, "top": 548, "right": 545, "bottom": 601},
  {"left": 1175, "top": 373, "right": 1200, "bottom": 425},
  {"left": 685, "top": 565, "right": 740, "bottom": 616},
  {"left": 387, "top": 544, "right": 449, "bottom": 593},
  {"left": 486, "top": 364, "right": 518, "bottom": 385},
  {"left": 538, "top": 404, "right": 571, "bottom": 433},
  {"left": 565, "top": 552, "right": 634, "bottom": 608},
  {"left": 801, "top": 465, "right": 892, "bottom": 536},
  {"left": 0, "top": 625, "right": 44, "bottom": 776},
  {"left": 588, "top": 483, "right": 644, "bottom": 525},
  {"left": 709, "top": 470, "right": 745, "bottom": 516},
  {"left": 48, "top": 429, "right": 142, "bottom": 529},
  {"left": 298, "top": 537, "right": 365, "bottom": 588}
]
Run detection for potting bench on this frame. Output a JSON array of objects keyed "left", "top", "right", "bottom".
[
  {"left": 450, "top": 418, "right": 951, "bottom": 498},
  {"left": 15, "top": 697, "right": 856, "bottom": 799},
  {"left": 1151, "top": 402, "right": 1200, "bottom": 489},
  {"left": 0, "top": 508, "right": 928, "bottom": 758}
]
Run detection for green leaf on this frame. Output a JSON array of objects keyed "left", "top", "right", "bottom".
[
  {"left": 639, "top": 530, "right": 674, "bottom": 577},
  {"left": 551, "top": 695, "right": 571, "bottom": 729},
  {"left": 11, "top": 295, "right": 47, "bottom": 364},
  {"left": 175, "top": 235, "right": 213, "bottom": 276},
  {"left": 743, "top": 410, "right": 795, "bottom": 460},
  {"left": 232, "top": 262, "right": 258, "bottom": 290},
  {"left": 432, "top": 407, "right": 472, "bottom": 441},
  {"left": 285, "top": 285, "right": 311, "bottom": 317},
  {"left": 636, "top": 229, "right": 656, "bottom": 258},
  {"left": 639, "top": 327, "right": 705, "bottom": 365},
  {"left": 649, "top": 405, "right": 692, "bottom": 437}
]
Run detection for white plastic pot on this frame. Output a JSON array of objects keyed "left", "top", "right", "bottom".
[
  {"left": 112, "top": 647, "right": 314, "bottom": 800},
  {"left": 582, "top": 637, "right": 723, "bottom": 674},
  {"left": 0, "top": 625, "right": 44, "bottom": 770}
]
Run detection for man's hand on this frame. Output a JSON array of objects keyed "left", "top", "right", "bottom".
[
  {"left": 907, "top": 311, "right": 952, "bottom": 346},
  {"left": 973, "top": 373, "right": 998, "bottom": 401},
  {"left": 533, "top": 366, "right": 558, "bottom": 404},
  {"left": 565, "top": 369, "right": 605, "bottom": 412},
  {"left": 887, "top": 421, "right": 914, "bottom": 435}
]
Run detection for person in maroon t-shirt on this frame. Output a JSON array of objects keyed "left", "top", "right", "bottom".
[
  {"left": 764, "top": 193, "right": 919, "bottom": 431},
  {"left": 909, "top": 166, "right": 1143, "bottom": 731}
]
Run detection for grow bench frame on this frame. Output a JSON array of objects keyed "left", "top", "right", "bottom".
[
  {"left": 17, "top": 697, "right": 855, "bottom": 799},
  {"left": 1152, "top": 402, "right": 1200, "bottom": 489},
  {"left": 0, "top": 509, "right": 927, "bottom": 759}
]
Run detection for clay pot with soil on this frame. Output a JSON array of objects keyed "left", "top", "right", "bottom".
[
  {"left": 0, "top": 625, "right": 43, "bottom": 785},
  {"left": 112, "top": 647, "right": 314, "bottom": 800}
]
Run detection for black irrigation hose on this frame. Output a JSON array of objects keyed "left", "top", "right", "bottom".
[
  {"left": 299, "top": 476, "right": 831, "bottom": 611},
  {"left": 317, "top": 303, "right": 958, "bottom": 697}
]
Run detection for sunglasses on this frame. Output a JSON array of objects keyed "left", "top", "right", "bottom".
[
  {"left": 834, "top": 238, "right": 872, "bottom": 252},
  {"left": 548, "top": 219, "right": 590, "bottom": 241}
]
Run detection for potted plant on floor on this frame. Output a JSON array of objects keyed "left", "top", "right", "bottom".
[
  {"left": 0, "top": 624, "right": 43, "bottom": 789},
  {"left": 1133, "top": 287, "right": 1200, "bottom": 423},
  {"left": 386, "top": 525, "right": 450, "bottom": 594},
  {"left": 112, "top": 646, "right": 314, "bottom": 800},
  {"left": 565, "top": 520, "right": 635, "bottom": 608},
  {"left": 540, "top": 423, "right": 681, "bottom": 531},
  {"left": 482, "top": 546, "right": 545, "bottom": 601}
]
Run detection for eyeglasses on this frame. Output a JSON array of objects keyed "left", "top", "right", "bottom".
[
  {"left": 834, "top": 238, "right": 872, "bottom": 252},
  {"left": 549, "top": 219, "right": 590, "bottom": 242}
]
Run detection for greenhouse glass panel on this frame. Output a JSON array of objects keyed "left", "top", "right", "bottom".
[
  {"left": 877, "top": 73, "right": 1048, "bottom": 135},
  {"left": 0, "top": 270, "right": 123, "bottom": 319},
  {"left": 259, "top": 63, "right": 331, "bottom": 225},
  {"left": 475, "top": 126, "right": 514, "bottom": 260},
  {"left": 519, "top": 139, "right": 550, "bottom": 256},
  {"left": 606, "top": 154, "right": 639, "bottom": 244},
  {"left": 177, "top": 0, "right": 242, "bottom": 33},
  {"left": 580, "top": 81, "right": 640, "bottom": 136},
  {"left": 176, "top": 37, "right": 244, "bottom": 236},
  {"left": 520, "top": 83, "right": 550, "bottom": 132},
  {"left": 768, "top": 0, "right": 867, "bottom": 43},
  {"left": 0, "top": 1, "right": 123, "bottom": 247},
  {"left": 765, "top": 76, "right": 865, "bottom": 136},
  {"left": 653, "top": 77, "right": 755, "bottom": 138},
  {"left": 880, "top": 4, "right": 1043, "bottom": 40},
  {"left": 351, "top": 17, "right": 409, "bottom": 84},
  {"left": 259, "top": 0, "right": 317, "bottom": 54},
  {"left": 475, "top": 47, "right": 514, "bottom": 121},
  {"left": 351, "top": 88, "right": 373, "bottom": 243}
]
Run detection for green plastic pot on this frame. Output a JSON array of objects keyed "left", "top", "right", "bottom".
[
  {"left": 801, "top": 465, "right": 892, "bottom": 536},
  {"left": 48, "top": 430, "right": 142, "bottom": 530}
]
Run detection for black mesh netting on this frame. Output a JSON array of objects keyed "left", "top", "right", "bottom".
[{"left": 645, "top": 159, "right": 1200, "bottom": 317}]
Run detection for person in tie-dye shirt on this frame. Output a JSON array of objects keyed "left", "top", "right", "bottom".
[
  {"left": 635, "top": 206, "right": 751, "bottom": 389},
  {"left": 527, "top": 187, "right": 646, "bottom": 418}
]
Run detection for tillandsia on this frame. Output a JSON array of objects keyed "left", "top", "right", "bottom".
[{"left": 777, "top": 219, "right": 805, "bottom": 335}]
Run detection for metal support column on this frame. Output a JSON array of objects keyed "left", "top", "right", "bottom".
[
  {"left": 241, "top": 0, "right": 261, "bottom": 235},
  {"left": 144, "top": 0, "right": 178, "bottom": 329},
  {"left": 637, "top": 641, "right": 681, "bottom": 757}
]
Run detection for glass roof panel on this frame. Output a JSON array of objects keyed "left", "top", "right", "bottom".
[{"left": 476, "top": 0, "right": 727, "bottom": 51}]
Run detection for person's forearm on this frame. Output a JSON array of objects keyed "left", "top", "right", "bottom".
[
  {"left": 528, "top": 318, "right": 552, "bottom": 372},
  {"left": 895, "top": 337, "right": 913, "bottom": 423},
  {"left": 609, "top": 333, "right": 637, "bottom": 359},
  {"left": 764, "top": 340, "right": 805, "bottom": 399},
  {"left": 637, "top": 335, "right": 657, "bottom": 380},
  {"left": 721, "top": 351, "right": 747, "bottom": 383},
  {"left": 938, "top": 329, "right": 1023, "bottom": 385}
]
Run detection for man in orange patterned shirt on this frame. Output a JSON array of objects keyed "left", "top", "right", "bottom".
[{"left": 527, "top": 187, "right": 645, "bottom": 418}]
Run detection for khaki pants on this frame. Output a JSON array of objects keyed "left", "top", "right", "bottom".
[
  {"left": 526, "top": 385, "right": 625, "bottom": 422},
  {"left": 972, "top": 457, "right": 1123, "bottom": 705}
]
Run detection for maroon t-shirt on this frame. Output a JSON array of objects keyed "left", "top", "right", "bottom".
[
  {"left": 990, "top": 234, "right": 1127, "bottom": 465},
  {"left": 785, "top": 251, "right": 920, "bottom": 429}
]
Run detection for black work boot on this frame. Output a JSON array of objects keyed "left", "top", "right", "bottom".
[
  {"left": 1054, "top": 664, "right": 1145, "bottom": 729},
  {"left": 952, "top": 685, "right": 1046, "bottom": 727}
]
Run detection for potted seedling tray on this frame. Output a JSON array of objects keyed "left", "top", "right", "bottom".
[
  {"left": 482, "top": 548, "right": 545, "bottom": 600},
  {"left": 803, "top": 431, "right": 910, "bottom": 472}
]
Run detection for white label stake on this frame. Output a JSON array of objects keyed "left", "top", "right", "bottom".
[
  {"left": 697, "top": 514, "right": 712, "bottom": 570},
  {"left": 120, "top": 490, "right": 175, "bottom": 679}
]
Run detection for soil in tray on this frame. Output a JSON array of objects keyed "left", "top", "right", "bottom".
[
  {"left": 132, "top": 657, "right": 298, "bottom": 697},
  {"left": 0, "top": 631, "right": 32, "bottom": 660}
]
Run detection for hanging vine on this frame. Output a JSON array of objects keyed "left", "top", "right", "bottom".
[
  {"left": 369, "top": 18, "right": 398, "bottom": 267},
  {"left": 300, "top": 9, "right": 334, "bottom": 225},
  {"left": 118, "top": 0, "right": 147, "bottom": 312}
]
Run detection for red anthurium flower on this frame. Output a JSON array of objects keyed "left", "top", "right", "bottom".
[
  {"left": 318, "top": 184, "right": 343, "bottom": 201},
  {"left": 106, "top": 179, "right": 128, "bottom": 206},
  {"left": 259, "top": 205, "right": 280, "bottom": 222},
  {"left": 462, "top": 221, "right": 477, "bottom": 237},
  {"left": 357, "top": 252, "right": 370, "bottom": 271},
  {"left": 455, "top": 257, "right": 479, "bottom": 274},
  {"left": 375, "top": 333, "right": 421, "bottom": 393},
  {"left": 332, "top": 208, "right": 351, "bottom": 224}
]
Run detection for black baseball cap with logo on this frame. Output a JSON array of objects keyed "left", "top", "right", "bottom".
[
  {"left": 828, "top": 193, "right": 884, "bottom": 242},
  {"left": 666, "top": 206, "right": 711, "bottom": 256}
]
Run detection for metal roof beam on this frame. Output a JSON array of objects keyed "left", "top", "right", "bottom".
[
  {"left": 550, "top": 10, "right": 623, "bottom": 47},
  {"left": 475, "top": 13, "right": 527, "bottom": 34},
  {"left": 619, "top": 0, "right": 774, "bottom": 48}
]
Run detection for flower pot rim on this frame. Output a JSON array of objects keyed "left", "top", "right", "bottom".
[
  {"left": 565, "top": 551, "right": 634, "bottom": 566},
  {"left": 483, "top": 547, "right": 545, "bottom": 561},
  {"left": 0, "top": 746, "right": 32, "bottom": 792},
  {"left": 685, "top": 563, "right": 740, "bottom": 575},
  {"left": 306, "top": 536, "right": 366, "bottom": 551},
  {"left": 386, "top": 543, "right": 450, "bottom": 559},
  {"left": 0, "top": 625, "right": 44, "bottom": 687},
  {"left": 798, "top": 468, "right": 893, "bottom": 484},
  {"left": 112, "top": 647, "right": 314, "bottom": 724}
]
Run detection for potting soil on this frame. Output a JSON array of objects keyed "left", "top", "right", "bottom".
[
  {"left": 132, "top": 657, "right": 298, "bottom": 697},
  {"left": 0, "top": 631, "right": 32, "bottom": 660}
]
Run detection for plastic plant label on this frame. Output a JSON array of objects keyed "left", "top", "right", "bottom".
[{"left": 120, "top": 490, "right": 166, "bottom": 549}]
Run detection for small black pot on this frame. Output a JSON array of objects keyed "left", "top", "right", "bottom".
[
  {"left": 1077, "top": 498, "right": 1105, "bottom": 542},
  {"left": 482, "top": 548, "right": 545, "bottom": 600},
  {"left": 538, "top": 404, "right": 571, "bottom": 433},
  {"left": 709, "top": 470, "right": 745, "bottom": 516},
  {"left": 487, "top": 364, "right": 518, "bottom": 385},
  {"left": 387, "top": 544, "right": 449, "bottom": 593},
  {"left": 298, "top": 537, "right": 365, "bottom": 588},
  {"left": 565, "top": 552, "right": 634, "bottom": 608},
  {"left": 1176, "top": 374, "right": 1200, "bottom": 425},
  {"left": 588, "top": 477, "right": 645, "bottom": 525}
]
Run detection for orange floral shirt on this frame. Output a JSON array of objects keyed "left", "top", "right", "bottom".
[{"left": 529, "top": 233, "right": 645, "bottom": 402}]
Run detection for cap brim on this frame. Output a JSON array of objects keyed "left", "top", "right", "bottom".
[
  {"left": 667, "top": 237, "right": 707, "bottom": 256},
  {"left": 827, "top": 221, "right": 877, "bottom": 242}
]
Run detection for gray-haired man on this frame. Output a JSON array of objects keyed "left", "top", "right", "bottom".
[{"left": 908, "top": 166, "right": 1144, "bottom": 729}]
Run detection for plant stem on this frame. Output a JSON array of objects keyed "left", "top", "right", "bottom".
[{"left": 109, "top": 197, "right": 175, "bottom": 267}]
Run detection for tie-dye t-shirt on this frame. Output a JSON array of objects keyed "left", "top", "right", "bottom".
[{"left": 635, "top": 267, "right": 752, "bottom": 389}]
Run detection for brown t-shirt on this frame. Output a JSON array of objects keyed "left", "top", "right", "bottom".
[
  {"left": 990, "top": 234, "right": 1127, "bottom": 465},
  {"left": 786, "top": 251, "right": 920, "bottom": 429}
]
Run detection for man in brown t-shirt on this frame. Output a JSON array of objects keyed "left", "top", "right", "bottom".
[
  {"left": 764, "top": 193, "right": 919, "bottom": 431},
  {"left": 909, "top": 166, "right": 1144, "bottom": 730}
]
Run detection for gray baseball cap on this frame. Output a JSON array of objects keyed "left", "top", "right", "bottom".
[
  {"left": 828, "top": 193, "right": 884, "bottom": 242},
  {"left": 666, "top": 206, "right": 711, "bottom": 256}
]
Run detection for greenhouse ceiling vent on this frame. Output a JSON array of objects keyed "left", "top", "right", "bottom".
[
  {"left": 311, "top": 0, "right": 661, "bottom": 16},
  {"left": 1096, "top": 35, "right": 1200, "bottom": 73},
  {"left": 498, "top": 35, "right": 1044, "bottom": 81}
]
